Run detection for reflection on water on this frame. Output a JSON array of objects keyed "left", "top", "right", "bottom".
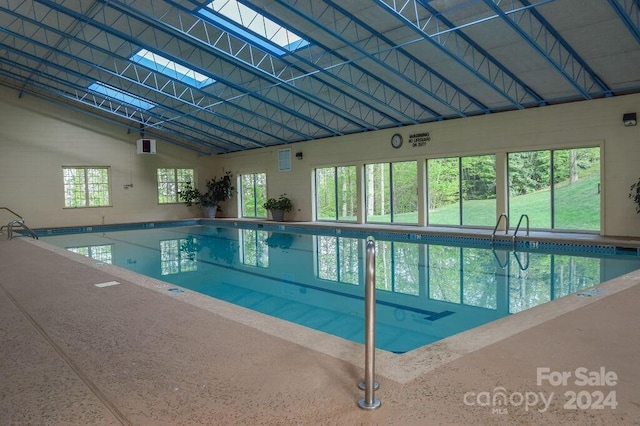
[{"left": 45, "top": 225, "right": 640, "bottom": 353}]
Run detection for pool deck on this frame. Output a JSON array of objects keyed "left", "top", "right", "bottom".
[{"left": 1, "top": 224, "right": 640, "bottom": 425}]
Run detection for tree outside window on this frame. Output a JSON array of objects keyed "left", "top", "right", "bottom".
[
  {"left": 158, "top": 168, "right": 194, "bottom": 203},
  {"left": 63, "top": 167, "right": 110, "bottom": 207}
]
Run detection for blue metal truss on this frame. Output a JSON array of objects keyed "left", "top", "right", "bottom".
[
  {"left": 172, "top": 0, "right": 426, "bottom": 126},
  {"left": 229, "top": 0, "right": 444, "bottom": 123},
  {"left": 0, "top": 60, "right": 218, "bottom": 155},
  {"left": 0, "top": 2, "right": 301, "bottom": 148},
  {"left": 0, "top": 0, "right": 637, "bottom": 153},
  {"left": 34, "top": 0, "right": 348, "bottom": 142},
  {"left": 377, "top": 0, "right": 544, "bottom": 108},
  {"left": 607, "top": 0, "right": 640, "bottom": 45},
  {"left": 483, "top": 0, "right": 611, "bottom": 99},
  {"left": 0, "top": 45, "right": 237, "bottom": 153},
  {"left": 273, "top": 0, "right": 486, "bottom": 118},
  {"left": 80, "top": 0, "right": 387, "bottom": 135}
]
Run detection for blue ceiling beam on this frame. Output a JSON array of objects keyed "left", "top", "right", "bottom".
[
  {"left": 228, "top": 0, "right": 439, "bottom": 124},
  {"left": 174, "top": 0, "right": 415, "bottom": 127},
  {"left": 35, "top": 0, "right": 343, "bottom": 140},
  {"left": 95, "top": 0, "right": 377, "bottom": 135},
  {"left": 325, "top": 0, "right": 489, "bottom": 114},
  {"left": 0, "top": 34, "right": 248, "bottom": 151},
  {"left": 0, "top": 63, "right": 218, "bottom": 155},
  {"left": 483, "top": 0, "right": 611, "bottom": 99},
  {"left": 607, "top": 0, "right": 640, "bottom": 45},
  {"left": 0, "top": 8, "right": 276, "bottom": 148},
  {"left": 0, "top": 40, "right": 236, "bottom": 152},
  {"left": 273, "top": 0, "right": 482, "bottom": 118},
  {"left": 381, "top": 0, "right": 544, "bottom": 108}
]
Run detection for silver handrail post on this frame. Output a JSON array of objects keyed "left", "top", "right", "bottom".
[{"left": 358, "top": 237, "right": 381, "bottom": 410}]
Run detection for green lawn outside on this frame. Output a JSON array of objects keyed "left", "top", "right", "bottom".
[{"left": 365, "top": 171, "right": 600, "bottom": 231}]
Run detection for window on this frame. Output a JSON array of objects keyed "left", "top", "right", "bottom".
[
  {"left": 278, "top": 149, "right": 291, "bottom": 172},
  {"left": 508, "top": 147, "right": 600, "bottom": 231},
  {"left": 315, "top": 166, "right": 357, "bottom": 221},
  {"left": 240, "top": 173, "right": 267, "bottom": 218},
  {"left": 131, "top": 49, "right": 215, "bottom": 88},
  {"left": 427, "top": 155, "right": 496, "bottom": 226},
  {"left": 199, "top": 0, "right": 309, "bottom": 55},
  {"left": 158, "top": 168, "right": 194, "bottom": 203},
  {"left": 365, "top": 161, "right": 418, "bottom": 224},
  {"left": 88, "top": 82, "right": 156, "bottom": 110},
  {"left": 63, "top": 167, "right": 111, "bottom": 208}
]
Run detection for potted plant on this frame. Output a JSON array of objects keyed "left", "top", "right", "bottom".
[
  {"left": 630, "top": 177, "right": 640, "bottom": 213},
  {"left": 263, "top": 193, "right": 293, "bottom": 222},
  {"left": 179, "top": 171, "right": 234, "bottom": 218}
]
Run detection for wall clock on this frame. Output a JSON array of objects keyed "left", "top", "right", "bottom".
[{"left": 391, "top": 133, "right": 403, "bottom": 149}]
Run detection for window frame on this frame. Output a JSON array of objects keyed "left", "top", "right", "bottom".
[
  {"left": 157, "top": 168, "right": 195, "bottom": 204},
  {"left": 62, "top": 166, "right": 112, "bottom": 208}
]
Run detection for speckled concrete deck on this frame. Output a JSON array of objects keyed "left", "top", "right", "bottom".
[{"left": 1, "top": 233, "right": 639, "bottom": 425}]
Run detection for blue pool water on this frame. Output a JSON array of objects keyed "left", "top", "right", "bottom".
[{"left": 39, "top": 223, "right": 640, "bottom": 353}]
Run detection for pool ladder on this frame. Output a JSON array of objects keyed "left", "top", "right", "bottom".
[
  {"left": 0, "top": 207, "right": 38, "bottom": 240},
  {"left": 491, "top": 213, "right": 530, "bottom": 271},
  {"left": 491, "top": 213, "right": 530, "bottom": 248}
]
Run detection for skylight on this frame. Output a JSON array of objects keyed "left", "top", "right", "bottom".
[
  {"left": 199, "top": 0, "right": 309, "bottom": 56},
  {"left": 131, "top": 49, "right": 215, "bottom": 88},
  {"left": 88, "top": 82, "right": 156, "bottom": 110}
]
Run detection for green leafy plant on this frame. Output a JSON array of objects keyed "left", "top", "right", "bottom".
[
  {"left": 630, "top": 177, "right": 640, "bottom": 214},
  {"left": 263, "top": 194, "right": 293, "bottom": 212},
  {"left": 179, "top": 171, "right": 234, "bottom": 208}
]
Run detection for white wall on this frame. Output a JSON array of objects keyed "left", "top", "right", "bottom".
[
  {"left": 0, "top": 86, "right": 218, "bottom": 228},
  {"left": 1, "top": 85, "right": 639, "bottom": 237}
]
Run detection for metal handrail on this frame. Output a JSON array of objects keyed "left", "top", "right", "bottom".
[
  {"left": 358, "top": 237, "right": 381, "bottom": 410},
  {"left": 0, "top": 207, "right": 24, "bottom": 222},
  {"left": 512, "top": 214, "right": 530, "bottom": 245},
  {"left": 491, "top": 213, "right": 509, "bottom": 244},
  {"left": 0, "top": 207, "right": 38, "bottom": 239}
]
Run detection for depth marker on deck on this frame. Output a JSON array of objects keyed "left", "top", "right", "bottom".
[{"left": 95, "top": 281, "right": 121, "bottom": 288}]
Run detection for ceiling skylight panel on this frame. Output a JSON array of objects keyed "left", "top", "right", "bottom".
[
  {"left": 131, "top": 49, "right": 215, "bottom": 88},
  {"left": 200, "top": 0, "right": 309, "bottom": 54},
  {"left": 88, "top": 82, "right": 156, "bottom": 110}
]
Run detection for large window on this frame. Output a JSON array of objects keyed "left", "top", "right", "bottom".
[
  {"left": 427, "top": 155, "right": 496, "bottom": 226},
  {"left": 63, "top": 167, "right": 111, "bottom": 208},
  {"left": 315, "top": 166, "right": 357, "bottom": 221},
  {"left": 365, "top": 161, "right": 418, "bottom": 224},
  {"left": 157, "top": 168, "right": 194, "bottom": 203},
  {"left": 240, "top": 173, "right": 267, "bottom": 218},
  {"left": 508, "top": 147, "right": 600, "bottom": 231}
]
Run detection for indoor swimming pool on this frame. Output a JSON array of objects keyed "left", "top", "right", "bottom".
[{"left": 39, "top": 222, "right": 640, "bottom": 354}]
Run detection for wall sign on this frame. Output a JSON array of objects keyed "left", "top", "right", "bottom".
[{"left": 409, "top": 132, "right": 431, "bottom": 147}]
